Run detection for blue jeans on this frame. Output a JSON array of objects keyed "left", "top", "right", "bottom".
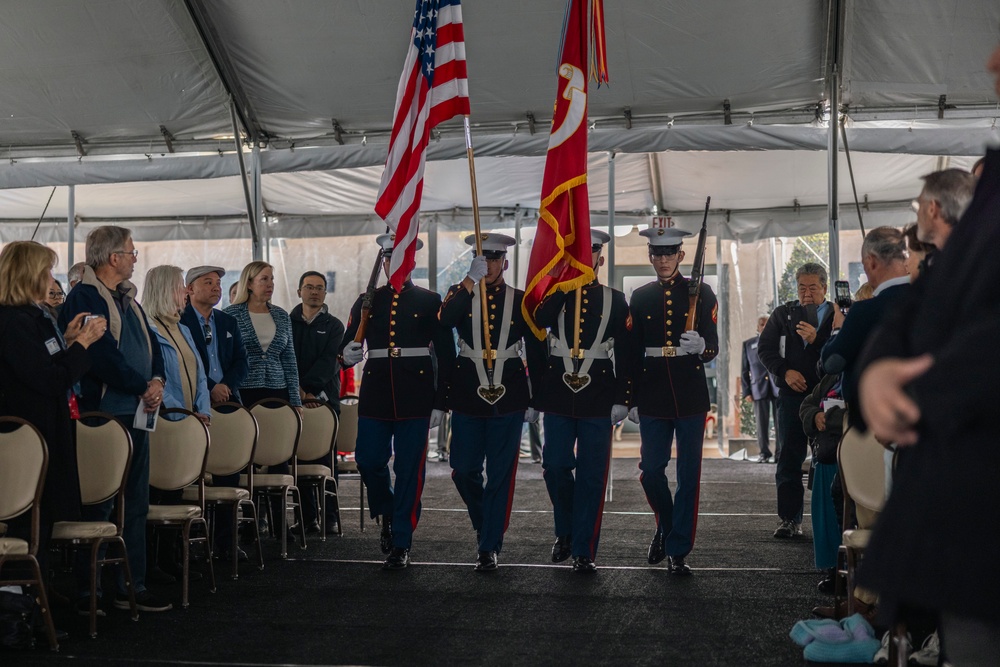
[
  {"left": 355, "top": 417, "right": 430, "bottom": 550},
  {"left": 450, "top": 411, "right": 524, "bottom": 553},
  {"left": 775, "top": 394, "right": 808, "bottom": 523},
  {"left": 638, "top": 414, "right": 705, "bottom": 558},
  {"left": 542, "top": 414, "right": 613, "bottom": 560},
  {"left": 76, "top": 424, "right": 149, "bottom": 598}
]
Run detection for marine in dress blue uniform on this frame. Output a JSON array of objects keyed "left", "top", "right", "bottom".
[
  {"left": 339, "top": 234, "right": 456, "bottom": 570},
  {"left": 532, "top": 230, "right": 632, "bottom": 573},
  {"left": 438, "top": 233, "right": 547, "bottom": 572},
  {"left": 628, "top": 227, "right": 719, "bottom": 575}
]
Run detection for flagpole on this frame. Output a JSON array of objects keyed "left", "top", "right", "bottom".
[{"left": 463, "top": 116, "right": 495, "bottom": 382}]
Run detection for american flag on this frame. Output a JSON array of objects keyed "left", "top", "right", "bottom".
[{"left": 375, "top": 0, "right": 470, "bottom": 292}]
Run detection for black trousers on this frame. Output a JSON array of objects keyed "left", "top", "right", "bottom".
[
  {"left": 774, "top": 393, "right": 808, "bottom": 523},
  {"left": 752, "top": 396, "right": 778, "bottom": 458}
]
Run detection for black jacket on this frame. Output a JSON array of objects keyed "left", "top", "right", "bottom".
[
  {"left": 856, "top": 148, "right": 1000, "bottom": 623},
  {"left": 290, "top": 304, "right": 345, "bottom": 408},
  {"left": 757, "top": 300, "right": 834, "bottom": 398},
  {"left": 799, "top": 374, "right": 845, "bottom": 465},
  {"left": 180, "top": 304, "right": 249, "bottom": 403},
  {"left": 627, "top": 274, "right": 719, "bottom": 418},
  {"left": 741, "top": 335, "right": 778, "bottom": 401},
  {"left": 533, "top": 284, "right": 632, "bottom": 418}
]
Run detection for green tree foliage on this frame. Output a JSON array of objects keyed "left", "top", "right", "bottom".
[{"left": 778, "top": 233, "right": 830, "bottom": 304}]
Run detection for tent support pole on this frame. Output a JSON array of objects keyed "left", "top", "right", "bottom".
[
  {"left": 67, "top": 185, "right": 75, "bottom": 267},
  {"left": 428, "top": 216, "right": 438, "bottom": 293},
  {"left": 607, "top": 151, "right": 616, "bottom": 287},
  {"left": 716, "top": 238, "right": 728, "bottom": 454},
  {"left": 252, "top": 144, "right": 264, "bottom": 262},
  {"left": 769, "top": 237, "right": 780, "bottom": 306},
  {"left": 826, "top": 0, "right": 844, "bottom": 280}
]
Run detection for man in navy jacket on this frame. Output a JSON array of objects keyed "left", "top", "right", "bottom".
[{"left": 741, "top": 315, "right": 779, "bottom": 462}]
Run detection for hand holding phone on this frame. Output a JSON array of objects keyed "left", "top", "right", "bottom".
[{"left": 834, "top": 280, "right": 852, "bottom": 309}]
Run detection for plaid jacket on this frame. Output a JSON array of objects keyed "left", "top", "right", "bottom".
[{"left": 223, "top": 301, "right": 301, "bottom": 406}]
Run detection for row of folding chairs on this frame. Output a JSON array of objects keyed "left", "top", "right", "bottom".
[{"left": 0, "top": 397, "right": 358, "bottom": 649}]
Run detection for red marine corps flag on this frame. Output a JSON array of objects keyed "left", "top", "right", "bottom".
[
  {"left": 522, "top": 0, "right": 609, "bottom": 340},
  {"left": 376, "top": 0, "right": 470, "bottom": 292}
]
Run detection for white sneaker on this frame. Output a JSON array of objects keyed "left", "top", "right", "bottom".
[
  {"left": 875, "top": 630, "right": 912, "bottom": 664},
  {"left": 909, "top": 631, "right": 940, "bottom": 666}
]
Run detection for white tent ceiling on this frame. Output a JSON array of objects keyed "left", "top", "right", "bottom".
[{"left": 0, "top": 0, "right": 997, "bottom": 240}]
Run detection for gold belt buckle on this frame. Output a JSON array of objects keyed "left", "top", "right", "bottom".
[
  {"left": 389, "top": 347, "right": 402, "bottom": 358},
  {"left": 662, "top": 346, "right": 677, "bottom": 358},
  {"left": 571, "top": 349, "right": 585, "bottom": 360},
  {"left": 483, "top": 349, "right": 497, "bottom": 360}
]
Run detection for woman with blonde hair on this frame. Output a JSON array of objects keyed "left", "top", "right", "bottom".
[
  {"left": 0, "top": 240, "right": 106, "bottom": 563},
  {"left": 142, "top": 265, "right": 211, "bottom": 423},
  {"left": 224, "top": 261, "right": 301, "bottom": 410}
]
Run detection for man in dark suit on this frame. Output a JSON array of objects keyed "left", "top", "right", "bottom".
[
  {"left": 757, "top": 263, "right": 834, "bottom": 539},
  {"left": 181, "top": 265, "right": 249, "bottom": 560},
  {"left": 821, "top": 227, "right": 910, "bottom": 418},
  {"left": 741, "top": 315, "right": 779, "bottom": 462}
]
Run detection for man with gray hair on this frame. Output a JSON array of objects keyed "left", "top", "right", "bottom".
[
  {"left": 821, "top": 227, "right": 910, "bottom": 414},
  {"left": 912, "top": 168, "right": 977, "bottom": 251},
  {"left": 757, "top": 262, "right": 835, "bottom": 539},
  {"left": 59, "top": 225, "right": 172, "bottom": 613},
  {"left": 66, "top": 261, "right": 86, "bottom": 289}
]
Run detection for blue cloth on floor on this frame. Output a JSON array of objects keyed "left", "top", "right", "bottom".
[{"left": 790, "top": 613, "right": 880, "bottom": 663}]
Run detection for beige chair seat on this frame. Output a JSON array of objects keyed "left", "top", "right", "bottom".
[
  {"left": 147, "top": 504, "right": 202, "bottom": 521},
  {"left": 243, "top": 473, "right": 294, "bottom": 487},
  {"left": 51, "top": 521, "right": 118, "bottom": 540},
  {"left": 338, "top": 459, "right": 359, "bottom": 473},
  {"left": 0, "top": 537, "right": 28, "bottom": 556},
  {"left": 842, "top": 529, "right": 871, "bottom": 549},
  {"left": 298, "top": 464, "right": 333, "bottom": 477},
  {"left": 182, "top": 486, "right": 250, "bottom": 502}
]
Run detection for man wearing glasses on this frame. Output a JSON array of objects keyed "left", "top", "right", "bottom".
[
  {"left": 290, "top": 270, "right": 345, "bottom": 535},
  {"left": 181, "top": 265, "right": 249, "bottom": 561}
]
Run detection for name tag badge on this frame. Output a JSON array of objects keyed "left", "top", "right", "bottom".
[
  {"left": 778, "top": 335, "right": 786, "bottom": 359},
  {"left": 44, "top": 337, "right": 61, "bottom": 355}
]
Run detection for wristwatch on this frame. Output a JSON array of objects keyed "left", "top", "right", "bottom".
[{"left": 151, "top": 375, "right": 166, "bottom": 386}]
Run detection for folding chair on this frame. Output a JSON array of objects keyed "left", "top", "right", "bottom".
[
  {"left": 296, "top": 400, "right": 341, "bottom": 539},
  {"left": 334, "top": 395, "right": 366, "bottom": 531},
  {"left": 148, "top": 408, "right": 217, "bottom": 608},
  {"left": 0, "top": 417, "right": 59, "bottom": 651},
  {"left": 50, "top": 413, "right": 138, "bottom": 637}
]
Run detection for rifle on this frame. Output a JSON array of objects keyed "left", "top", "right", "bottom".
[
  {"left": 354, "top": 247, "right": 385, "bottom": 343},
  {"left": 685, "top": 196, "right": 711, "bottom": 331}
]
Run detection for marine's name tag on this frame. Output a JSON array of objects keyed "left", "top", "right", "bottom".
[
  {"left": 562, "top": 372, "right": 591, "bottom": 393},
  {"left": 477, "top": 384, "right": 506, "bottom": 405}
]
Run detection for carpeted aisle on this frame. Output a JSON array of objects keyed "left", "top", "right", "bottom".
[{"left": 12, "top": 458, "right": 831, "bottom": 666}]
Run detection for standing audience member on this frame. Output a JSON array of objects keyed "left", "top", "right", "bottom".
[
  {"left": 0, "top": 241, "right": 106, "bottom": 568},
  {"left": 438, "top": 233, "right": 545, "bottom": 572},
  {"left": 757, "top": 263, "right": 834, "bottom": 539},
  {"left": 224, "top": 261, "right": 302, "bottom": 410},
  {"left": 741, "top": 315, "right": 779, "bottom": 463},
  {"left": 228, "top": 281, "right": 238, "bottom": 307},
  {"left": 181, "top": 265, "right": 249, "bottom": 559},
  {"left": 290, "top": 270, "right": 345, "bottom": 536},
  {"left": 902, "top": 224, "right": 934, "bottom": 283},
  {"left": 627, "top": 227, "right": 719, "bottom": 575},
  {"left": 44, "top": 278, "right": 65, "bottom": 318},
  {"left": 67, "top": 262, "right": 87, "bottom": 290},
  {"left": 532, "top": 230, "right": 631, "bottom": 573},
  {"left": 59, "top": 225, "right": 172, "bottom": 613},
  {"left": 340, "top": 236, "right": 454, "bottom": 568},
  {"left": 910, "top": 168, "right": 977, "bottom": 253}
]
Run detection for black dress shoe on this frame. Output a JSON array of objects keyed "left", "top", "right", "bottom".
[
  {"left": 216, "top": 546, "right": 249, "bottom": 563},
  {"left": 147, "top": 565, "right": 176, "bottom": 585},
  {"left": 474, "top": 550, "right": 498, "bottom": 572},
  {"left": 668, "top": 555, "right": 692, "bottom": 576},
  {"left": 379, "top": 516, "right": 393, "bottom": 555},
  {"left": 551, "top": 535, "right": 572, "bottom": 563},
  {"left": 572, "top": 556, "right": 597, "bottom": 573},
  {"left": 647, "top": 530, "right": 666, "bottom": 565},
  {"left": 817, "top": 568, "right": 837, "bottom": 594},
  {"left": 325, "top": 521, "right": 340, "bottom": 536},
  {"left": 383, "top": 547, "right": 410, "bottom": 570}
]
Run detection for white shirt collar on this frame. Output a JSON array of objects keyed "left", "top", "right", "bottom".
[{"left": 873, "top": 275, "right": 910, "bottom": 296}]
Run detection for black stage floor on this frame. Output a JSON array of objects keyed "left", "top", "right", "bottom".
[{"left": 11, "top": 457, "right": 837, "bottom": 666}]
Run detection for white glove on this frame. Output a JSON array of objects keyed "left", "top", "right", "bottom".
[
  {"left": 679, "top": 330, "right": 706, "bottom": 356},
  {"left": 466, "top": 255, "right": 488, "bottom": 283},
  {"left": 610, "top": 404, "right": 629, "bottom": 424},
  {"left": 628, "top": 407, "right": 640, "bottom": 424},
  {"left": 524, "top": 408, "right": 539, "bottom": 424},
  {"left": 429, "top": 409, "right": 445, "bottom": 429},
  {"left": 342, "top": 341, "right": 365, "bottom": 366}
]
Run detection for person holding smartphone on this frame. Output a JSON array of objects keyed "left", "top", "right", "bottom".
[{"left": 756, "top": 263, "right": 834, "bottom": 540}]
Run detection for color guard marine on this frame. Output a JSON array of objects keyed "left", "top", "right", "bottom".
[
  {"left": 438, "top": 233, "right": 546, "bottom": 572},
  {"left": 339, "top": 234, "right": 455, "bottom": 570},
  {"left": 531, "top": 230, "right": 632, "bottom": 573},
  {"left": 628, "top": 227, "right": 719, "bottom": 575}
]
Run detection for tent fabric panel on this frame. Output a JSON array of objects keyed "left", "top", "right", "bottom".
[{"left": 0, "top": 0, "right": 232, "bottom": 146}]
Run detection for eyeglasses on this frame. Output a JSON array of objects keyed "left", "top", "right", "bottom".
[
  {"left": 112, "top": 249, "right": 139, "bottom": 259},
  {"left": 300, "top": 285, "right": 325, "bottom": 292},
  {"left": 203, "top": 322, "right": 213, "bottom": 345},
  {"left": 48, "top": 291, "right": 65, "bottom": 299}
]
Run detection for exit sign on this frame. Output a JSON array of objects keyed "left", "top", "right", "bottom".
[{"left": 650, "top": 215, "right": 675, "bottom": 229}]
